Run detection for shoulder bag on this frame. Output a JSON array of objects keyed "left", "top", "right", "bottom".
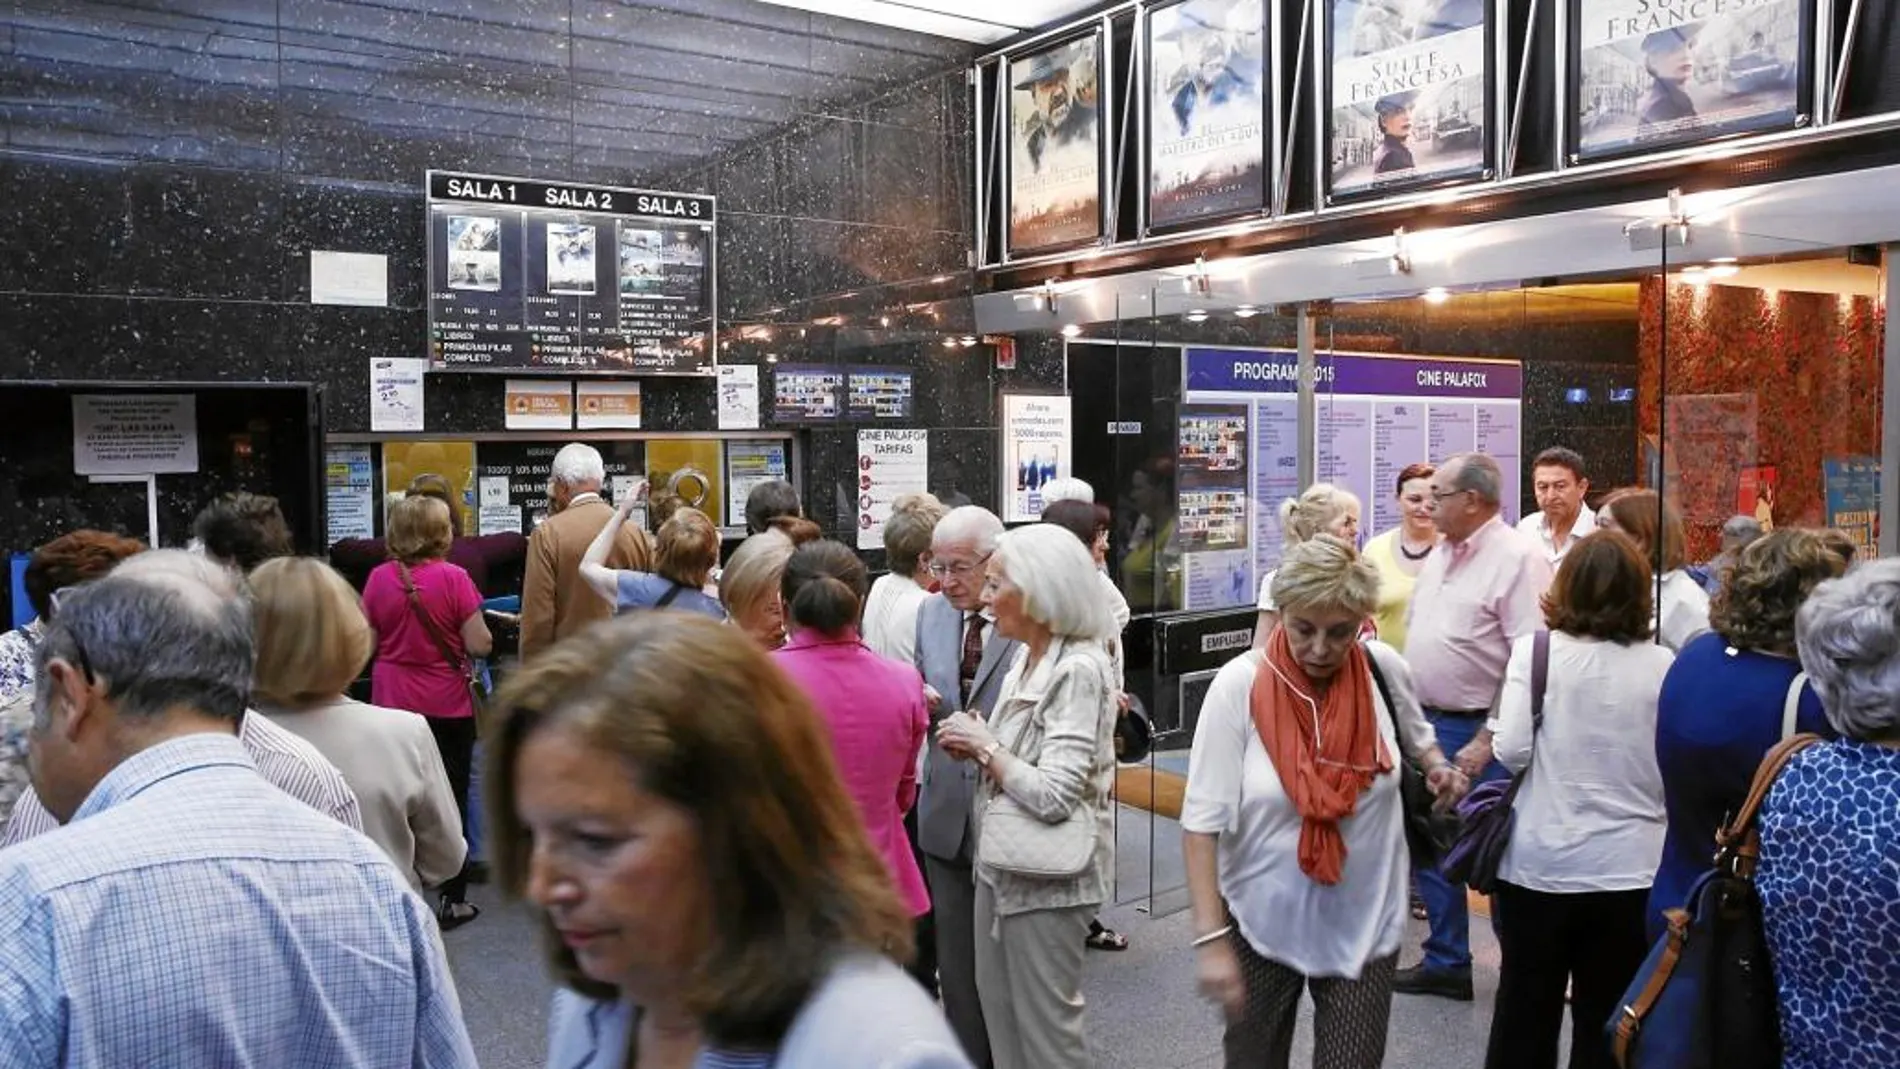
[
  {"left": 1605, "top": 733, "right": 1822, "bottom": 1069},
  {"left": 1441, "top": 629, "right": 1549, "bottom": 895},
  {"left": 398, "top": 563, "right": 491, "bottom": 721},
  {"left": 976, "top": 649, "right": 1106, "bottom": 880},
  {"left": 1367, "top": 645, "right": 1456, "bottom": 869}
]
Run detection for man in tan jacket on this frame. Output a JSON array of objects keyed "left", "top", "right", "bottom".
[{"left": 519, "top": 443, "right": 648, "bottom": 661}]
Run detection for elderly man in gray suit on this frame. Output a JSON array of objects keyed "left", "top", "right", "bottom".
[{"left": 913, "top": 506, "right": 1017, "bottom": 1069}]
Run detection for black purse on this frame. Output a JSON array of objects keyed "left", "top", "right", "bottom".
[{"left": 1366, "top": 645, "right": 1455, "bottom": 869}]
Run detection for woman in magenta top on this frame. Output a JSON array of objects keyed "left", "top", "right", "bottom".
[
  {"left": 361, "top": 494, "right": 492, "bottom": 928},
  {"left": 772, "top": 540, "right": 931, "bottom": 926}
]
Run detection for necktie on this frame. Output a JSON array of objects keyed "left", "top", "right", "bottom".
[{"left": 959, "top": 614, "right": 985, "bottom": 708}]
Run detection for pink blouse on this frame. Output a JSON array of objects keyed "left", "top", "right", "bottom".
[{"left": 774, "top": 630, "right": 931, "bottom": 916}]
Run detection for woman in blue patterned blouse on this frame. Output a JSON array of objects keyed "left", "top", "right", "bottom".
[{"left": 1756, "top": 557, "right": 1900, "bottom": 1069}]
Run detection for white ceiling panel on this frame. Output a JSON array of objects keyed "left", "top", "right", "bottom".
[{"left": 748, "top": 0, "right": 1104, "bottom": 43}]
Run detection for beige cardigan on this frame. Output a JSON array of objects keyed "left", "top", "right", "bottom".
[
  {"left": 258, "top": 698, "right": 466, "bottom": 892},
  {"left": 974, "top": 638, "right": 1118, "bottom": 918}
]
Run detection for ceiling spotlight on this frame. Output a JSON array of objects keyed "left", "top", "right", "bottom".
[
  {"left": 1060, "top": 324, "right": 1083, "bottom": 338},
  {"left": 1184, "top": 309, "right": 1209, "bottom": 323},
  {"left": 1233, "top": 305, "right": 1258, "bottom": 318},
  {"left": 1709, "top": 256, "right": 1738, "bottom": 264},
  {"left": 765, "top": 353, "right": 779, "bottom": 363},
  {"left": 941, "top": 337, "right": 958, "bottom": 349},
  {"left": 960, "top": 335, "right": 978, "bottom": 347},
  {"left": 1706, "top": 264, "right": 1740, "bottom": 278},
  {"left": 1422, "top": 287, "right": 1449, "bottom": 304},
  {"left": 930, "top": 274, "right": 953, "bottom": 283},
  {"left": 879, "top": 315, "right": 891, "bottom": 327}
]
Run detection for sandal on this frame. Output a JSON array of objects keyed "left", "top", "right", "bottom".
[
  {"left": 1085, "top": 920, "right": 1129, "bottom": 951},
  {"left": 437, "top": 898, "right": 482, "bottom": 931}
]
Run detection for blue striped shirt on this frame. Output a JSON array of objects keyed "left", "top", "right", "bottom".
[{"left": 0, "top": 733, "right": 477, "bottom": 1069}]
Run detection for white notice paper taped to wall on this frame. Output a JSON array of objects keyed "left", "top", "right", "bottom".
[{"left": 310, "top": 251, "right": 389, "bottom": 307}]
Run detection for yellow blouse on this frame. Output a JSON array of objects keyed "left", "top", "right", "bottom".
[{"left": 1363, "top": 528, "right": 1425, "bottom": 653}]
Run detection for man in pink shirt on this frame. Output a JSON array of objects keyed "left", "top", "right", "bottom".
[{"left": 1396, "top": 452, "right": 1552, "bottom": 1001}]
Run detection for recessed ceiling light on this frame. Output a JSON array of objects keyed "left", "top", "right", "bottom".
[
  {"left": 1233, "top": 305, "right": 1258, "bottom": 318},
  {"left": 1705, "top": 264, "right": 1740, "bottom": 278},
  {"left": 1422, "top": 287, "right": 1449, "bottom": 304},
  {"left": 1709, "top": 256, "right": 1737, "bottom": 264},
  {"left": 1060, "top": 324, "right": 1082, "bottom": 337},
  {"left": 1184, "top": 310, "right": 1208, "bottom": 323}
]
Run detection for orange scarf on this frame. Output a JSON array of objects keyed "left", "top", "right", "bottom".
[{"left": 1249, "top": 628, "right": 1391, "bottom": 885}]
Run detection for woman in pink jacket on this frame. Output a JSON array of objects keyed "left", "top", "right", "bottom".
[{"left": 773, "top": 540, "right": 932, "bottom": 954}]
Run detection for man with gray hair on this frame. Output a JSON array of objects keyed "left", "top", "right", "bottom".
[
  {"left": 0, "top": 551, "right": 477, "bottom": 1067},
  {"left": 1395, "top": 452, "right": 1552, "bottom": 1001},
  {"left": 911, "top": 505, "right": 1018, "bottom": 1068},
  {"left": 521, "top": 442, "right": 649, "bottom": 660}
]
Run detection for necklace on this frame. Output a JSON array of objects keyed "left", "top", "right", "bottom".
[{"left": 1398, "top": 537, "right": 1434, "bottom": 561}]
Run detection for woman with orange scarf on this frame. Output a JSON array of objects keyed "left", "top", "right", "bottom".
[{"left": 1183, "top": 535, "right": 1466, "bottom": 1068}]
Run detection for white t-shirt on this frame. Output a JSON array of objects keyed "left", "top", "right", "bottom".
[
  {"left": 1657, "top": 569, "right": 1712, "bottom": 652},
  {"left": 1494, "top": 631, "right": 1673, "bottom": 893},
  {"left": 1182, "top": 642, "right": 1436, "bottom": 979},
  {"left": 861, "top": 572, "right": 932, "bottom": 665}
]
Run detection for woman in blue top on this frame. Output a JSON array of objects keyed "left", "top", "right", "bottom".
[
  {"left": 580, "top": 497, "right": 727, "bottom": 620},
  {"left": 1647, "top": 528, "right": 1842, "bottom": 938},
  {"left": 1756, "top": 557, "right": 1900, "bottom": 1068}
]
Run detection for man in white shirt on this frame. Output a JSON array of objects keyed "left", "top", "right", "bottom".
[{"left": 1517, "top": 447, "right": 1596, "bottom": 565}]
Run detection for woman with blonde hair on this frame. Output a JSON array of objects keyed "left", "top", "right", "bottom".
[
  {"left": 1187, "top": 535, "right": 1461, "bottom": 1069},
  {"left": 251, "top": 556, "right": 465, "bottom": 894},
  {"left": 486, "top": 615, "right": 968, "bottom": 1066},
  {"left": 1596, "top": 487, "right": 1710, "bottom": 650},
  {"left": 1255, "top": 483, "right": 1364, "bottom": 647},
  {"left": 934, "top": 524, "right": 1120, "bottom": 1069},
  {"left": 720, "top": 530, "right": 795, "bottom": 649},
  {"left": 360, "top": 493, "right": 492, "bottom": 928}
]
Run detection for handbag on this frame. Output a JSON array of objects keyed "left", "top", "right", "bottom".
[
  {"left": 1441, "top": 629, "right": 1548, "bottom": 895},
  {"left": 1114, "top": 692, "right": 1154, "bottom": 764},
  {"left": 1366, "top": 645, "right": 1456, "bottom": 869},
  {"left": 978, "top": 794, "right": 1097, "bottom": 878},
  {"left": 1605, "top": 733, "right": 1822, "bottom": 1069},
  {"left": 398, "top": 563, "right": 491, "bottom": 720}
]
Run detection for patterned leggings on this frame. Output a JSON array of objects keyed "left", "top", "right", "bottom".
[{"left": 1222, "top": 932, "right": 1398, "bottom": 1069}]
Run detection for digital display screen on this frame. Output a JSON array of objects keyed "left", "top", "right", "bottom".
[{"left": 426, "top": 171, "right": 716, "bottom": 375}]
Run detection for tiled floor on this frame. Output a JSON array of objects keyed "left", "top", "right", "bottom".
[{"left": 444, "top": 800, "right": 1533, "bottom": 1068}]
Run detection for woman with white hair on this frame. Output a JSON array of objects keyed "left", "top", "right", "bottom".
[
  {"left": 1754, "top": 558, "right": 1900, "bottom": 1068},
  {"left": 1186, "top": 536, "right": 1463, "bottom": 1069},
  {"left": 1255, "top": 483, "right": 1364, "bottom": 647},
  {"left": 935, "top": 524, "right": 1118, "bottom": 1069}
]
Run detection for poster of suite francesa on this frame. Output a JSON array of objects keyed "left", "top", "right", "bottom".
[
  {"left": 1009, "top": 36, "right": 1104, "bottom": 253},
  {"left": 1573, "top": 0, "right": 1805, "bottom": 160},
  {"left": 1328, "top": 0, "right": 1488, "bottom": 199},
  {"left": 1147, "top": 0, "right": 1268, "bottom": 228}
]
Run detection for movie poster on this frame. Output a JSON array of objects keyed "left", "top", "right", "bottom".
[
  {"left": 1328, "top": 0, "right": 1488, "bottom": 199},
  {"left": 1574, "top": 0, "right": 1804, "bottom": 159},
  {"left": 1148, "top": 0, "right": 1268, "bottom": 228},
  {"left": 1008, "top": 36, "right": 1102, "bottom": 252}
]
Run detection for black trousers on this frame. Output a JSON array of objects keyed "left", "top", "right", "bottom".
[
  {"left": 426, "top": 715, "right": 478, "bottom": 906},
  {"left": 903, "top": 805, "right": 939, "bottom": 998},
  {"left": 1223, "top": 929, "right": 1397, "bottom": 1069},
  {"left": 1485, "top": 882, "right": 1651, "bottom": 1069}
]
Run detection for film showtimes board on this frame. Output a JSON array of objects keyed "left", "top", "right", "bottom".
[{"left": 426, "top": 170, "right": 716, "bottom": 375}]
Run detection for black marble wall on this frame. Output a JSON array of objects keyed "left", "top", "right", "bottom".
[{"left": 0, "top": 2, "right": 1066, "bottom": 558}]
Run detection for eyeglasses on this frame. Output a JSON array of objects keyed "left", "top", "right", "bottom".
[
  {"left": 928, "top": 553, "right": 991, "bottom": 580},
  {"left": 1428, "top": 489, "right": 1472, "bottom": 504}
]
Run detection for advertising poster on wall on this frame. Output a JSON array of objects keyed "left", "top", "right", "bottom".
[
  {"left": 1573, "top": 0, "right": 1804, "bottom": 160},
  {"left": 1662, "top": 392, "right": 1758, "bottom": 525},
  {"left": 1328, "top": 0, "right": 1488, "bottom": 199},
  {"left": 1823, "top": 456, "right": 1879, "bottom": 562},
  {"left": 726, "top": 441, "right": 790, "bottom": 529},
  {"left": 1009, "top": 36, "right": 1103, "bottom": 253},
  {"left": 1001, "top": 394, "right": 1074, "bottom": 522},
  {"left": 324, "top": 445, "right": 376, "bottom": 543},
  {"left": 858, "top": 430, "right": 930, "bottom": 551},
  {"left": 72, "top": 394, "right": 199, "bottom": 476},
  {"left": 1147, "top": 0, "right": 1268, "bottom": 228}
]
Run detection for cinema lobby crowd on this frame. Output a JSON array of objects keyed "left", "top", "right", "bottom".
[{"left": 0, "top": 437, "right": 1891, "bottom": 1069}]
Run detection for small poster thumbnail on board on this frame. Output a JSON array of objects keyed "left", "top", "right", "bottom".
[
  {"left": 545, "top": 223, "right": 597, "bottom": 295},
  {"left": 772, "top": 365, "right": 845, "bottom": 423},
  {"left": 446, "top": 215, "right": 502, "bottom": 291},
  {"left": 846, "top": 369, "right": 915, "bottom": 420}
]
